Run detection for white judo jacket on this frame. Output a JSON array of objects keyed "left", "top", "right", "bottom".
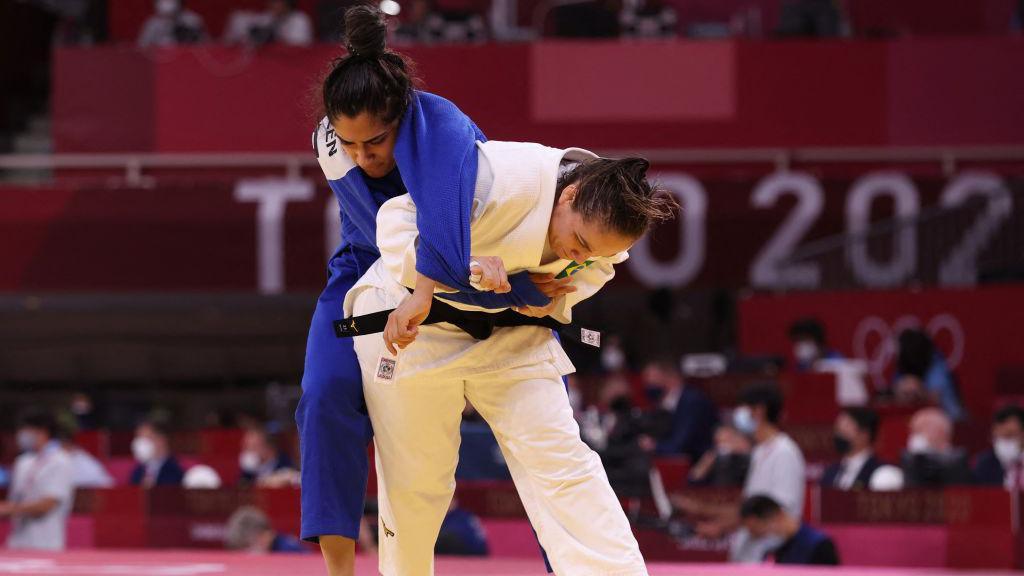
[{"left": 344, "top": 141, "right": 629, "bottom": 380}]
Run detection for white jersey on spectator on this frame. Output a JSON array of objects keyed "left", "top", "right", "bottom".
[
  {"left": 743, "top": 432, "right": 806, "bottom": 517},
  {"left": 7, "top": 443, "right": 75, "bottom": 550},
  {"left": 68, "top": 447, "right": 114, "bottom": 489}
]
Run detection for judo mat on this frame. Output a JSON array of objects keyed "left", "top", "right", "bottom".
[{"left": 0, "top": 551, "right": 1016, "bottom": 576}]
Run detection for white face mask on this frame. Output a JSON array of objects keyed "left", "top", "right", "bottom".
[
  {"left": 733, "top": 406, "right": 757, "bottom": 435},
  {"left": 132, "top": 436, "right": 157, "bottom": 464},
  {"left": 239, "top": 450, "right": 262, "bottom": 473},
  {"left": 793, "top": 341, "right": 819, "bottom": 365},
  {"left": 16, "top": 430, "right": 37, "bottom": 453},
  {"left": 994, "top": 438, "right": 1022, "bottom": 465},
  {"left": 907, "top": 433, "right": 932, "bottom": 455},
  {"left": 156, "top": 0, "right": 180, "bottom": 16},
  {"left": 601, "top": 347, "right": 625, "bottom": 372}
]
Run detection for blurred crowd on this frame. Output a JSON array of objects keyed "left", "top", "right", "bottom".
[
  {"left": 20, "top": 0, "right": 1024, "bottom": 48},
  {"left": 1, "top": 315, "right": 1018, "bottom": 566}
]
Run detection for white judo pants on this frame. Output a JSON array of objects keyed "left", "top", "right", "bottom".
[{"left": 350, "top": 280, "right": 647, "bottom": 576}]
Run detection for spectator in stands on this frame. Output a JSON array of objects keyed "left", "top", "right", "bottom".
[
  {"left": 0, "top": 410, "right": 75, "bottom": 550},
  {"left": 787, "top": 317, "right": 841, "bottom": 372},
  {"left": 642, "top": 358, "right": 718, "bottom": 461},
  {"left": 729, "top": 383, "right": 807, "bottom": 561},
  {"left": 674, "top": 383, "right": 806, "bottom": 563},
  {"left": 740, "top": 495, "right": 839, "bottom": 565},
  {"left": 226, "top": 505, "right": 308, "bottom": 553},
  {"left": 239, "top": 426, "right": 297, "bottom": 488},
  {"left": 973, "top": 405, "right": 1024, "bottom": 487},
  {"left": 224, "top": 0, "right": 314, "bottom": 46},
  {"left": 315, "top": 0, "right": 360, "bottom": 42},
  {"left": 129, "top": 416, "right": 184, "bottom": 488},
  {"left": 588, "top": 377, "right": 657, "bottom": 498},
  {"left": 688, "top": 425, "right": 751, "bottom": 487},
  {"left": 394, "top": 0, "right": 487, "bottom": 44},
  {"left": 775, "top": 0, "right": 844, "bottom": 38},
  {"left": 137, "top": 0, "right": 207, "bottom": 47},
  {"left": 620, "top": 0, "right": 678, "bottom": 39},
  {"left": 893, "top": 329, "right": 965, "bottom": 421},
  {"left": 435, "top": 499, "right": 489, "bottom": 556},
  {"left": 55, "top": 415, "right": 113, "bottom": 489},
  {"left": 822, "top": 407, "right": 901, "bottom": 491},
  {"left": 901, "top": 407, "right": 971, "bottom": 487},
  {"left": 547, "top": 0, "right": 621, "bottom": 38}
]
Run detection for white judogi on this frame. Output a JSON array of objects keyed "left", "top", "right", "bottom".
[{"left": 346, "top": 141, "right": 647, "bottom": 576}]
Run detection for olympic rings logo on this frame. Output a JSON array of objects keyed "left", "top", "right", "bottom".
[{"left": 852, "top": 314, "right": 965, "bottom": 390}]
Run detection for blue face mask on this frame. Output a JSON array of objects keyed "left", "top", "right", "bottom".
[
  {"left": 644, "top": 386, "right": 666, "bottom": 404},
  {"left": 733, "top": 406, "right": 757, "bottom": 435},
  {"left": 16, "top": 430, "right": 37, "bottom": 453}
]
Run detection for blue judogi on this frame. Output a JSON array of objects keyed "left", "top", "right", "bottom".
[{"left": 295, "top": 92, "right": 549, "bottom": 542}]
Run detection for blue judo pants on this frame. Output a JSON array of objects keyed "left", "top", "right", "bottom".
[{"left": 295, "top": 261, "right": 372, "bottom": 542}]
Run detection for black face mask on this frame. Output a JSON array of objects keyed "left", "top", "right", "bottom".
[
  {"left": 609, "top": 396, "right": 632, "bottom": 414},
  {"left": 833, "top": 434, "right": 853, "bottom": 456},
  {"left": 644, "top": 386, "right": 666, "bottom": 404}
]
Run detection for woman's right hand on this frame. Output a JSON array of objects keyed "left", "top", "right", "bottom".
[{"left": 469, "top": 256, "right": 511, "bottom": 293}]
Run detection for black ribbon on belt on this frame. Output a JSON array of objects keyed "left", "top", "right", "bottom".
[{"left": 333, "top": 297, "right": 601, "bottom": 348}]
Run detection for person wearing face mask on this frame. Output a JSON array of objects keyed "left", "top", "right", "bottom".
[
  {"left": 0, "top": 410, "right": 75, "bottom": 550},
  {"left": 900, "top": 407, "right": 971, "bottom": 488},
  {"left": 129, "top": 416, "right": 184, "bottom": 488},
  {"left": 688, "top": 425, "right": 752, "bottom": 488},
  {"left": 972, "top": 405, "right": 1024, "bottom": 487},
  {"left": 821, "top": 407, "right": 901, "bottom": 491},
  {"left": 787, "top": 318, "right": 842, "bottom": 372},
  {"left": 672, "top": 383, "right": 805, "bottom": 563},
  {"left": 729, "top": 383, "right": 807, "bottom": 562},
  {"left": 641, "top": 358, "right": 717, "bottom": 462},
  {"left": 239, "top": 426, "right": 297, "bottom": 488},
  {"left": 137, "top": 0, "right": 207, "bottom": 47},
  {"left": 739, "top": 495, "right": 839, "bottom": 566}
]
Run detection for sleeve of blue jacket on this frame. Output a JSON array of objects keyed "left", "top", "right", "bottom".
[{"left": 392, "top": 92, "right": 550, "bottom": 309}]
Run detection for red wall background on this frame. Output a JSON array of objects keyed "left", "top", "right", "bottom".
[{"left": 52, "top": 38, "right": 1024, "bottom": 154}]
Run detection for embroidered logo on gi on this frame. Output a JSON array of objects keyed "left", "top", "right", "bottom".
[
  {"left": 381, "top": 518, "right": 395, "bottom": 538},
  {"left": 580, "top": 328, "right": 601, "bottom": 348},
  {"left": 556, "top": 260, "right": 595, "bottom": 279},
  {"left": 376, "top": 357, "right": 397, "bottom": 382}
]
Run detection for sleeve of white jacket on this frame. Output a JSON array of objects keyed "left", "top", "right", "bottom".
[
  {"left": 549, "top": 252, "right": 628, "bottom": 324},
  {"left": 376, "top": 194, "right": 460, "bottom": 293}
]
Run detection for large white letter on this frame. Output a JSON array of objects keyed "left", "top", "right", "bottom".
[{"left": 235, "top": 178, "right": 315, "bottom": 294}]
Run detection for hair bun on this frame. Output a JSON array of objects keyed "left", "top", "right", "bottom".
[{"left": 344, "top": 5, "right": 388, "bottom": 57}]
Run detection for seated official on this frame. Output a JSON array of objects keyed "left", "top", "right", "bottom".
[
  {"left": 239, "top": 426, "right": 296, "bottom": 488},
  {"left": 822, "top": 407, "right": 901, "bottom": 491},
  {"left": 901, "top": 408, "right": 971, "bottom": 487},
  {"left": 642, "top": 358, "right": 719, "bottom": 462},
  {"left": 688, "top": 425, "right": 751, "bottom": 488},
  {"left": 129, "top": 416, "right": 184, "bottom": 488},
  {"left": 740, "top": 494, "right": 839, "bottom": 566},
  {"left": 225, "top": 506, "right": 308, "bottom": 554},
  {"left": 973, "top": 405, "right": 1024, "bottom": 487}
]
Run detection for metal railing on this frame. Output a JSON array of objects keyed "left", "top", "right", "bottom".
[{"left": 3, "top": 146, "right": 1024, "bottom": 185}]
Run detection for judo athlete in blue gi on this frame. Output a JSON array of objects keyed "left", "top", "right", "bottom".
[{"left": 294, "top": 7, "right": 568, "bottom": 576}]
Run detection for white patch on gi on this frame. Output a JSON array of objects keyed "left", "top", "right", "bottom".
[
  {"left": 375, "top": 355, "right": 398, "bottom": 384},
  {"left": 580, "top": 328, "right": 601, "bottom": 348}
]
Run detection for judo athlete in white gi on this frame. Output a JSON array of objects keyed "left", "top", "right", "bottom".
[{"left": 344, "top": 141, "right": 676, "bottom": 576}]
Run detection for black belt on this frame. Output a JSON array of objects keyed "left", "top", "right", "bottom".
[{"left": 333, "top": 298, "right": 601, "bottom": 348}]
